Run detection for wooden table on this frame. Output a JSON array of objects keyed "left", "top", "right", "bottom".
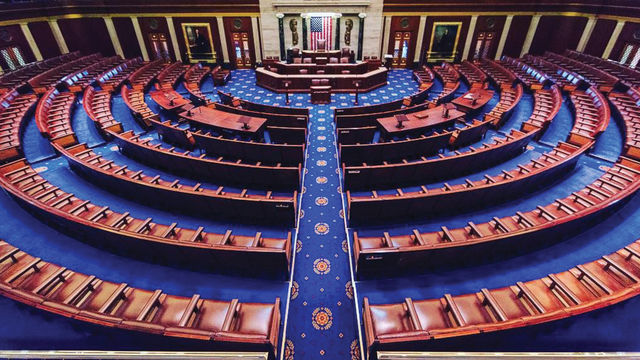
[
  {"left": 150, "top": 90, "right": 191, "bottom": 111},
  {"left": 451, "top": 88, "right": 495, "bottom": 113},
  {"left": 179, "top": 105, "right": 267, "bottom": 138},
  {"left": 377, "top": 104, "right": 466, "bottom": 137}
]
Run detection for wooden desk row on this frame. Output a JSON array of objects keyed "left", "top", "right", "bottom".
[
  {"left": 0, "top": 159, "right": 292, "bottom": 277},
  {"left": 363, "top": 237, "right": 640, "bottom": 360},
  {"left": 255, "top": 66, "right": 388, "bottom": 93}
]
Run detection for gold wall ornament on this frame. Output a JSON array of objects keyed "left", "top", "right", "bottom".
[
  {"left": 344, "top": 18, "right": 353, "bottom": 46},
  {"left": 289, "top": 18, "right": 299, "bottom": 46}
]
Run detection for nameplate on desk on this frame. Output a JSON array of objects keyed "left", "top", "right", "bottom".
[
  {"left": 348, "top": 170, "right": 360, "bottom": 174},
  {"left": 275, "top": 204, "right": 291, "bottom": 208},
  {"left": 365, "top": 255, "right": 383, "bottom": 261}
]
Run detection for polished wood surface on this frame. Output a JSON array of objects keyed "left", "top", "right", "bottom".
[
  {"left": 255, "top": 67, "right": 388, "bottom": 93},
  {"left": 377, "top": 104, "right": 465, "bottom": 136},
  {"left": 179, "top": 106, "right": 267, "bottom": 136},
  {"left": 451, "top": 88, "right": 495, "bottom": 112},
  {"left": 150, "top": 90, "right": 190, "bottom": 111}
]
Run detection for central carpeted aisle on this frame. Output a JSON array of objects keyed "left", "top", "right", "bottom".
[{"left": 213, "top": 70, "right": 418, "bottom": 359}]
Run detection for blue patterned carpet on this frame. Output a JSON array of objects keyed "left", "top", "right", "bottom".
[
  {"left": 2, "top": 67, "right": 640, "bottom": 358},
  {"left": 211, "top": 70, "right": 418, "bottom": 360}
]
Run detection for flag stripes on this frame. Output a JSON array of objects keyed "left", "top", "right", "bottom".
[{"left": 310, "top": 16, "right": 332, "bottom": 50}]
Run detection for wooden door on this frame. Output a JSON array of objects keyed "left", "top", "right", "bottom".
[
  {"left": 391, "top": 32, "right": 411, "bottom": 67},
  {"left": 149, "top": 33, "right": 170, "bottom": 60},
  {"left": 231, "top": 32, "right": 252, "bottom": 68}
]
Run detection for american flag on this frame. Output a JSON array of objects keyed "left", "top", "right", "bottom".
[{"left": 310, "top": 16, "right": 332, "bottom": 51}]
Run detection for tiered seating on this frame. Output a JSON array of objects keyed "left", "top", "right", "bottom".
[
  {"left": 566, "top": 87, "right": 610, "bottom": 146},
  {"left": 110, "top": 130, "right": 301, "bottom": 190},
  {"left": 0, "top": 52, "right": 80, "bottom": 92},
  {"left": 0, "top": 159, "right": 292, "bottom": 275},
  {"left": 59, "top": 56, "right": 123, "bottom": 93},
  {"left": 608, "top": 87, "right": 640, "bottom": 160},
  {"left": 352, "top": 86, "right": 618, "bottom": 273},
  {"left": 127, "top": 59, "right": 167, "bottom": 91},
  {"left": 121, "top": 86, "right": 159, "bottom": 126},
  {"left": 566, "top": 49, "right": 640, "bottom": 89},
  {"left": 183, "top": 63, "right": 214, "bottom": 105},
  {"left": 501, "top": 56, "right": 551, "bottom": 90},
  {"left": 522, "top": 54, "right": 584, "bottom": 91},
  {"left": 35, "top": 88, "right": 77, "bottom": 147},
  {"left": 0, "top": 239, "right": 281, "bottom": 357},
  {"left": 155, "top": 61, "right": 189, "bottom": 90},
  {"left": 346, "top": 85, "right": 567, "bottom": 223},
  {"left": 82, "top": 86, "right": 123, "bottom": 134},
  {"left": 363, "top": 238, "right": 640, "bottom": 359},
  {"left": 354, "top": 154, "right": 640, "bottom": 273},
  {"left": 97, "top": 57, "right": 144, "bottom": 91},
  {"left": 455, "top": 60, "right": 488, "bottom": 87},
  {"left": 521, "top": 85, "right": 563, "bottom": 133},
  {"left": 412, "top": 65, "right": 435, "bottom": 86},
  {"left": 339, "top": 84, "right": 517, "bottom": 165},
  {"left": 57, "top": 143, "right": 297, "bottom": 226},
  {"left": 475, "top": 58, "right": 517, "bottom": 88},
  {"left": 342, "top": 125, "right": 538, "bottom": 190},
  {"left": 431, "top": 62, "right": 461, "bottom": 104},
  {"left": 543, "top": 51, "right": 620, "bottom": 93},
  {"left": 192, "top": 129, "right": 304, "bottom": 165},
  {"left": 0, "top": 89, "right": 38, "bottom": 162},
  {"left": 28, "top": 53, "right": 102, "bottom": 94},
  {"left": 483, "top": 83, "right": 523, "bottom": 128}
]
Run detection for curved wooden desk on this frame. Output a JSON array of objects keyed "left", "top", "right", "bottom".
[
  {"left": 179, "top": 106, "right": 267, "bottom": 138},
  {"left": 255, "top": 66, "right": 388, "bottom": 93}
]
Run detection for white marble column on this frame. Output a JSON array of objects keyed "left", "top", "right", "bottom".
[
  {"left": 130, "top": 16, "right": 149, "bottom": 61},
  {"left": 576, "top": 16, "right": 596, "bottom": 52},
  {"left": 461, "top": 15, "right": 478, "bottom": 60},
  {"left": 104, "top": 17, "right": 124, "bottom": 58},
  {"left": 603, "top": 20, "right": 626, "bottom": 59},
  {"left": 251, "top": 16, "right": 263, "bottom": 62},
  {"left": 494, "top": 15, "right": 513, "bottom": 60},
  {"left": 413, "top": 16, "right": 427, "bottom": 63},
  {"left": 20, "top": 23, "right": 42, "bottom": 61},
  {"left": 48, "top": 19, "right": 69, "bottom": 54},
  {"left": 520, "top": 14, "right": 541, "bottom": 56},
  {"left": 166, "top": 17, "right": 182, "bottom": 62},
  {"left": 380, "top": 16, "right": 391, "bottom": 58},
  {"left": 216, "top": 17, "right": 230, "bottom": 63}
]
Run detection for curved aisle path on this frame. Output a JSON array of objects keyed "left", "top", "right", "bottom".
[{"left": 207, "top": 70, "right": 419, "bottom": 359}]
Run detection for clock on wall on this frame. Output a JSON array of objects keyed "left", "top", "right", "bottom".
[
  {"left": 148, "top": 18, "right": 159, "bottom": 30},
  {"left": 400, "top": 17, "right": 410, "bottom": 29},
  {"left": 0, "top": 30, "right": 12, "bottom": 43},
  {"left": 233, "top": 18, "right": 243, "bottom": 30}
]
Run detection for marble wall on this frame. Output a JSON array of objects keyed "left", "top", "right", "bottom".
[{"left": 258, "top": 0, "right": 383, "bottom": 59}]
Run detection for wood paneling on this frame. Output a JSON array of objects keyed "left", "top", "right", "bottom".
[
  {"left": 172, "top": 17, "right": 223, "bottom": 64},
  {"left": 58, "top": 17, "right": 115, "bottom": 56},
  {"left": 223, "top": 16, "right": 255, "bottom": 68},
  {"left": 501, "top": 15, "right": 532, "bottom": 58},
  {"left": 611, "top": 21, "right": 640, "bottom": 60},
  {"left": 529, "top": 15, "right": 587, "bottom": 55},
  {"left": 27, "top": 21, "right": 60, "bottom": 59},
  {"left": 112, "top": 17, "right": 141, "bottom": 59},
  {"left": 584, "top": 18, "right": 617, "bottom": 56},
  {"left": 0, "top": 24, "right": 35, "bottom": 63},
  {"left": 468, "top": 15, "right": 506, "bottom": 60},
  {"left": 383, "top": 0, "right": 640, "bottom": 18},
  {"left": 387, "top": 16, "right": 421, "bottom": 66},
  {"left": 420, "top": 16, "right": 471, "bottom": 63},
  {"left": 138, "top": 16, "right": 175, "bottom": 60},
  {"left": 0, "top": 0, "right": 260, "bottom": 22}
]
